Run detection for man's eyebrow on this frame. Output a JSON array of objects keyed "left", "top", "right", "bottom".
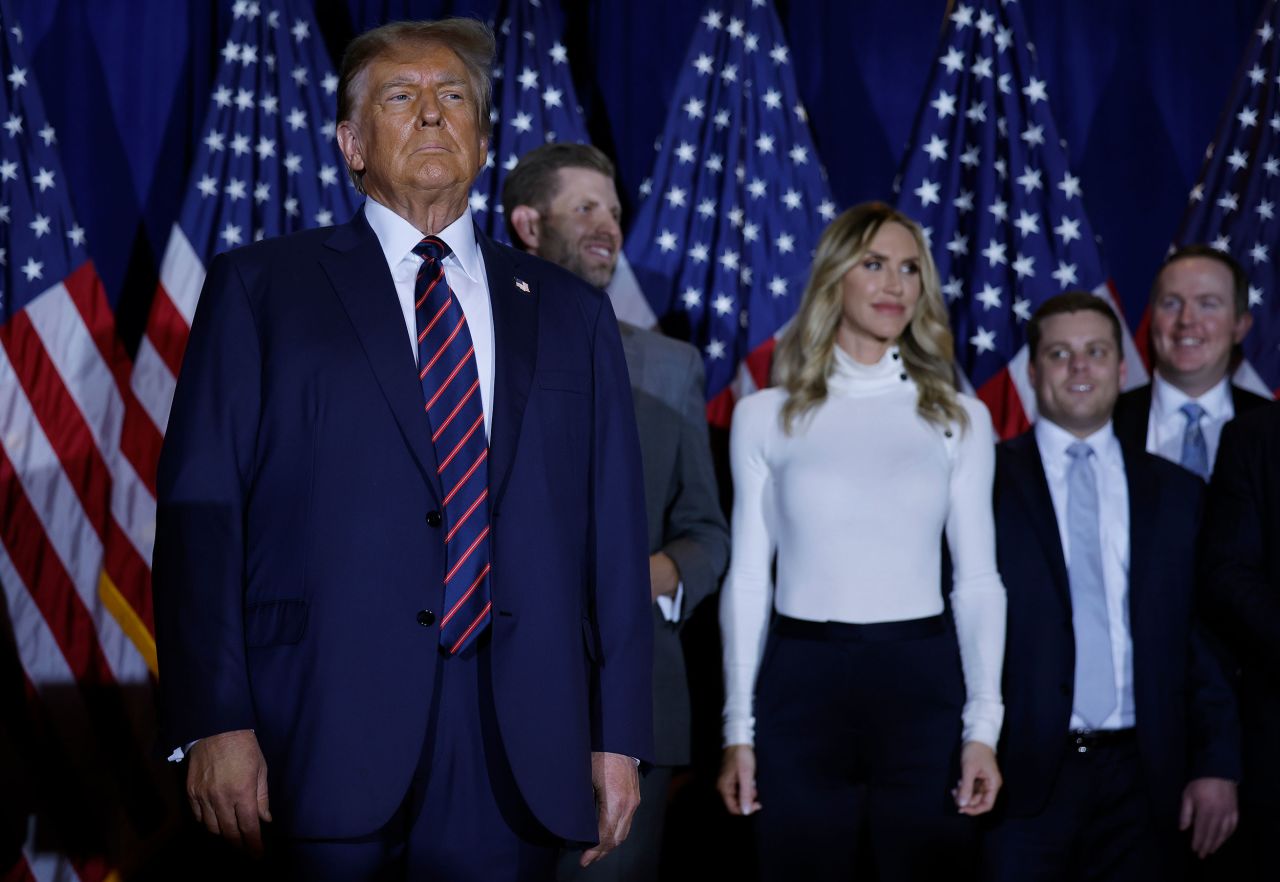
[{"left": 375, "top": 76, "right": 418, "bottom": 92}]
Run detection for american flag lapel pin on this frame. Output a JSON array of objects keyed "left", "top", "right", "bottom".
[{"left": 514, "top": 277, "right": 530, "bottom": 294}]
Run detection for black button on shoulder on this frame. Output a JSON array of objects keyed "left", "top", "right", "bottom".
[
  {"left": 417, "top": 609, "right": 435, "bottom": 627},
  {"left": 426, "top": 510, "right": 442, "bottom": 528}
]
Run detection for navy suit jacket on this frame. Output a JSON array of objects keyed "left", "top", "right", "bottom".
[
  {"left": 1200, "top": 402, "right": 1280, "bottom": 807},
  {"left": 993, "top": 431, "right": 1239, "bottom": 822},
  {"left": 153, "top": 209, "right": 653, "bottom": 842},
  {"left": 1112, "top": 380, "right": 1273, "bottom": 455}
]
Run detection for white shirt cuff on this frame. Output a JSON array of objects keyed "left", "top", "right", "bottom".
[{"left": 655, "top": 582, "right": 685, "bottom": 623}]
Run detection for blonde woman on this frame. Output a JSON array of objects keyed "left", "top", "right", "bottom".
[{"left": 716, "top": 203, "right": 1006, "bottom": 880}]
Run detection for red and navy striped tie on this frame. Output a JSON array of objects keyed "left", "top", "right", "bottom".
[{"left": 414, "top": 236, "right": 492, "bottom": 654}]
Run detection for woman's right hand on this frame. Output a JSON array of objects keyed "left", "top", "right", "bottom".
[{"left": 717, "top": 744, "right": 762, "bottom": 816}]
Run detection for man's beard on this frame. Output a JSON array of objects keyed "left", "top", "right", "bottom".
[{"left": 541, "top": 226, "right": 616, "bottom": 289}]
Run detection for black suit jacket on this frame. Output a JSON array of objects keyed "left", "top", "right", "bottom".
[
  {"left": 1200, "top": 402, "right": 1280, "bottom": 808},
  {"left": 1112, "top": 380, "right": 1272, "bottom": 455},
  {"left": 619, "top": 323, "right": 729, "bottom": 767},
  {"left": 994, "top": 431, "right": 1239, "bottom": 822}
]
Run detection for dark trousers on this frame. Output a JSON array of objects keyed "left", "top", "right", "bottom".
[
  {"left": 982, "top": 732, "right": 1180, "bottom": 882},
  {"left": 752, "top": 615, "right": 977, "bottom": 882},
  {"left": 276, "top": 635, "right": 559, "bottom": 881}
]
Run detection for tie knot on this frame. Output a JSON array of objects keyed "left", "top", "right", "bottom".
[
  {"left": 414, "top": 236, "right": 451, "bottom": 263},
  {"left": 1067, "top": 441, "right": 1094, "bottom": 462},
  {"left": 1180, "top": 401, "right": 1206, "bottom": 424}
]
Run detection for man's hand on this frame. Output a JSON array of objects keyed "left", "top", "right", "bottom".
[
  {"left": 648, "top": 552, "right": 679, "bottom": 603},
  {"left": 580, "top": 751, "right": 641, "bottom": 868},
  {"left": 1180, "top": 777, "right": 1238, "bottom": 858},
  {"left": 953, "top": 741, "right": 1001, "bottom": 816},
  {"left": 186, "top": 729, "right": 272, "bottom": 856},
  {"left": 716, "top": 744, "right": 761, "bottom": 816}
]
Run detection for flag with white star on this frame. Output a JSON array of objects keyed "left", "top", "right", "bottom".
[
  {"left": 0, "top": 0, "right": 174, "bottom": 877},
  {"left": 896, "top": 0, "right": 1145, "bottom": 437},
  {"left": 470, "top": 0, "right": 590, "bottom": 242},
  {"left": 129, "top": 0, "right": 356, "bottom": 501},
  {"left": 1174, "top": 0, "right": 1280, "bottom": 397},
  {"left": 622, "top": 0, "right": 836, "bottom": 426}
]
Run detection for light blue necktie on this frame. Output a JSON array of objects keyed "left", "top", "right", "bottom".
[
  {"left": 1066, "top": 442, "right": 1116, "bottom": 729},
  {"left": 1179, "top": 402, "right": 1210, "bottom": 479}
]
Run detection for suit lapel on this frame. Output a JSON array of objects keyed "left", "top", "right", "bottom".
[
  {"left": 320, "top": 211, "right": 441, "bottom": 501},
  {"left": 1123, "top": 446, "right": 1158, "bottom": 621},
  {"left": 618, "top": 321, "right": 640, "bottom": 375},
  {"left": 1007, "top": 433, "right": 1072, "bottom": 610},
  {"left": 476, "top": 226, "right": 537, "bottom": 507}
]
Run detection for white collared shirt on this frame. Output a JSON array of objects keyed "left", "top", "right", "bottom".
[
  {"left": 1034, "top": 418, "right": 1136, "bottom": 731},
  {"left": 363, "top": 198, "right": 495, "bottom": 439},
  {"left": 1146, "top": 372, "right": 1234, "bottom": 476}
]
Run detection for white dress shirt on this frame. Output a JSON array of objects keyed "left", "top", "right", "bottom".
[
  {"left": 1146, "top": 372, "right": 1234, "bottom": 475},
  {"left": 364, "top": 199, "right": 495, "bottom": 438},
  {"left": 1034, "top": 419, "right": 1135, "bottom": 731}
]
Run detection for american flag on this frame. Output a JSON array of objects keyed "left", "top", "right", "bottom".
[
  {"left": 125, "top": 0, "right": 356, "bottom": 640},
  {"left": 0, "top": 1, "right": 173, "bottom": 878},
  {"left": 896, "top": 0, "right": 1147, "bottom": 438},
  {"left": 622, "top": 0, "right": 836, "bottom": 427},
  {"left": 469, "top": 0, "right": 590, "bottom": 243},
  {"left": 1174, "top": 0, "right": 1280, "bottom": 398}
]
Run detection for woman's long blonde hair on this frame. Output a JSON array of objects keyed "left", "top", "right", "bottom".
[{"left": 772, "top": 202, "right": 968, "bottom": 434}]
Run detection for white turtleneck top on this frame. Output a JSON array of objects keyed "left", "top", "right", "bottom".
[{"left": 719, "top": 345, "right": 1006, "bottom": 749}]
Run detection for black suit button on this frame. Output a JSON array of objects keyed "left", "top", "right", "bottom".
[
  {"left": 417, "top": 610, "right": 436, "bottom": 627},
  {"left": 1059, "top": 682, "right": 1071, "bottom": 697},
  {"left": 426, "top": 510, "right": 442, "bottom": 528}
]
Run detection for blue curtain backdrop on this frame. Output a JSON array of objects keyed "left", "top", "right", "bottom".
[{"left": 19, "top": 0, "right": 1262, "bottom": 345}]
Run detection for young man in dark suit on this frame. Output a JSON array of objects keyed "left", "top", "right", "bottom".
[
  {"left": 1113, "top": 245, "right": 1270, "bottom": 477},
  {"left": 984, "top": 292, "right": 1240, "bottom": 881},
  {"left": 1200, "top": 401, "right": 1280, "bottom": 880},
  {"left": 505, "top": 143, "right": 730, "bottom": 882}
]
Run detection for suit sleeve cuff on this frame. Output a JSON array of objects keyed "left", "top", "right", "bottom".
[{"left": 655, "top": 582, "right": 684, "bottom": 623}]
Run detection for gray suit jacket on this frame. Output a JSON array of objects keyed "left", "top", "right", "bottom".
[{"left": 619, "top": 322, "right": 729, "bottom": 766}]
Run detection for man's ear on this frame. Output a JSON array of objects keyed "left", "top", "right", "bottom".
[
  {"left": 1232, "top": 308, "right": 1254, "bottom": 345},
  {"left": 509, "top": 205, "right": 541, "bottom": 253},
  {"left": 336, "top": 121, "right": 364, "bottom": 174}
]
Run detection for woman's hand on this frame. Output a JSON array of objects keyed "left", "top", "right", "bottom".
[
  {"left": 954, "top": 740, "right": 1001, "bottom": 816},
  {"left": 717, "top": 744, "right": 762, "bottom": 816}
]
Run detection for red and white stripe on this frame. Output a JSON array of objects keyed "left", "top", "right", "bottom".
[{"left": 1, "top": 262, "right": 168, "bottom": 882}]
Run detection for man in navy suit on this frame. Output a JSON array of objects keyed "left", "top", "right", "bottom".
[
  {"left": 1200, "top": 401, "right": 1280, "bottom": 880},
  {"left": 504, "top": 143, "right": 730, "bottom": 882},
  {"left": 153, "top": 19, "right": 652, "bottom": 881},
  {"left": 984, "top": 292, "right": 1240, "bottom": 881},
  {"left": 1113, "top": 245, "right": 1270, "bottom": 476}
]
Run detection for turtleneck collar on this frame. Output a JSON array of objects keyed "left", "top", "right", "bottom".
[{"left": 828, "top": 343, "right": 911, "bottom": 396}]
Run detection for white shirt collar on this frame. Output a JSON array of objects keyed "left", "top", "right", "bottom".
[
  {"left": 1151, "top": 371, "right": 1232, "bottom": 423},
  {"left": 1035, "top": 416, "right": 1120, "bottom": 468},
  {"left": 362, "top": 198, "right": 484, "bottom": 284}
]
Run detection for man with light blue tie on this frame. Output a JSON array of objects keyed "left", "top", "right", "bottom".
[
  {"left": 1113, "top": 245, "right": 1271, "bottom": 478},
  {"left": 983, "top": 292, "right": 1240, "bottom": 881}
]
